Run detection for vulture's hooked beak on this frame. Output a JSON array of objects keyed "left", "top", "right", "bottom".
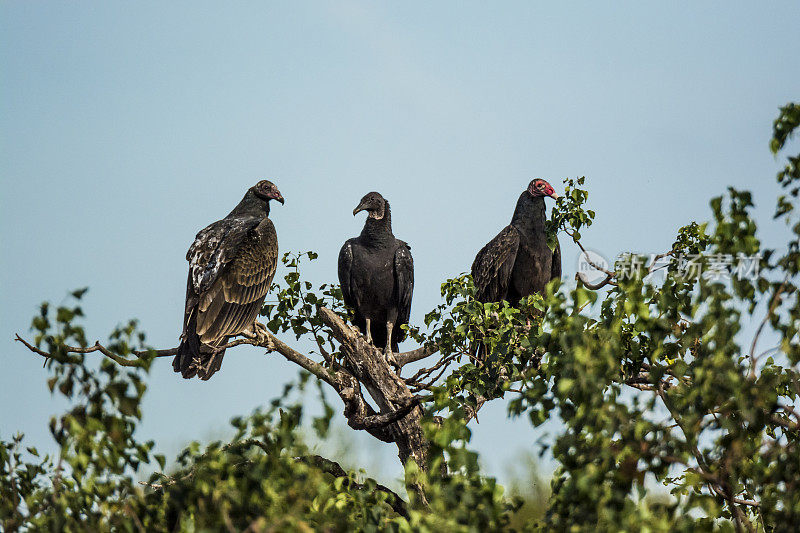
[
  {"left": 353, "top": 203, "right": 366, "bottom": 216},
  {"left": 274, "top": 193, "right": 285, "bottom": 205},
  {"left": 549, "top": 192, "right": 560, "bottom": 200}
]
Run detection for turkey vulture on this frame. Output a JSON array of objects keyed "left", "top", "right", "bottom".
[
  {"left": 173, "top": 180, "right": 284, "bottom": 380},
  {"left": 338, "top": 192, "right": 414, "bottom": 360},
  {"left": 471, "top": 178, "right": 561, "bottom": 306}
]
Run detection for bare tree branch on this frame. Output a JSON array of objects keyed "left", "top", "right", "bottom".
[
  {"left": 348, "top": 397, "right": 421, "bottom": 429},
  {"left": 404, "top": 352, "right": 460, "bottom": 390},
  {"left": 317, "top": 306, "right": 430, "bottom": 489},
  {"left": 15, "top": 334, "right": 167, "bottom": 367},
  {"left": 647, "top": 252, "right": 674, "bottom": 274},
  {"left": 266, "top": 333, "right": 336, "bottom": 385},
  {"left": 295, "top": 455, "right": 409, "bottom": 518},
  {"left": 395, "top": 345, "right": 438, "bottom": 367},
  {"left": 575, "top": 272, "right": 617, "bottom": 290}
]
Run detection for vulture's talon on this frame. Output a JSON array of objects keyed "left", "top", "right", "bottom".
[
  {"left": 242, "top": 322, "right": 265, "bottom": 340},
  {"left": 243, "top": 322, "right": 273, "bottom": 350},
  {"left": 264, "top": 335, "right": 276, "bottom": 352},
  {"left": 384, "top": 347, "right": 398, "bottom": 367},
  {"left": 253, "top": 321, "right": 270, "bottom": 341}
]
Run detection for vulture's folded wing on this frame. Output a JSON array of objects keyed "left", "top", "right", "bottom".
[
  {"left": 193, "top": 217, "right": 278, "bottom": 344},
  {"left": 187, "top": 217, "right": 255, "bottom": 294},
  {"left": 337, "top": 241, "right": 355, "bottom": 309},
  {"left": 471, "top": 225, "right": 520, "bottom": 303},
  {"left": 394, "top": 242, "right": 414, "bottom": 340}
]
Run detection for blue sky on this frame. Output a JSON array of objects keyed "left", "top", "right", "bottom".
[{"left": 2, "top": 2, "right": 799, "bottom": 486}]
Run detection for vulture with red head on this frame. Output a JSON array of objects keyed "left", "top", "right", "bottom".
[
  {"left": 173, "top": 180, "right": 284, "bottom": 380},
  {"left": 338, "top": 192, "right": 414, "bottom": 360},
  {"left": 471, "top": 178, "right": 561, "bottom": 306}
]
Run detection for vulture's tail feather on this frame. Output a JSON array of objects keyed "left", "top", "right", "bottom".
[
  {"left": 173, "top": 311, "right": 226, "bottom": 380},
  {"left": 174, "top": 336, "right": 225, "bottom": 380},
  {"left": 174, "top": 331, "right": 201, "bottom": 379}
]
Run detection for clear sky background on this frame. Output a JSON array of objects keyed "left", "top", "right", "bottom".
[{"left": 2, "top": 2, "right": 799, "bottom": 488}]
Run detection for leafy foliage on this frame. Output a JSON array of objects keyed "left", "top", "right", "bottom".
[
  {"left": 263, "top": 251, "right": 348, "bottom": 360},
  {"left": 4, "top": 103, "right": 800, "bottom": 531}
]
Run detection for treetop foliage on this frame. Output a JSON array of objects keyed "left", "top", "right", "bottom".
[{"left": 4, "top": 103, "right": 800, "bottom": 531}]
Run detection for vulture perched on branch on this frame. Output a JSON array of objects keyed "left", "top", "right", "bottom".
[
  {"left": 471, "top": 178, "right": 561, "bottom": 306},
  {"left": 173, "top": 180, "right": 284, "bottom": 380},
  {"left": 338, "top": 192, "right": 414, "bottom": 361}
]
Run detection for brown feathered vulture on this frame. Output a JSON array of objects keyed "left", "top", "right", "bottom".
[
  {"left": 173, "top": 180, "right": 284, "bottom": 380},
  {"left": 471, "top": 178, "right": 561, "bottom": 306},
  {"left": 338, "top": 192, "right": 414, "bottom": 361}
]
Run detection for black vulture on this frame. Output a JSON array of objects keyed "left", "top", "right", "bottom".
[
  {"left": 338, "top": 192, "right": 414, "bottom": 361},
  {"left": 173, "top": 180, "right": 284, "bottom": 380},
  {"left": 471, "top": 178, "right": 561, "bottom": 306}
]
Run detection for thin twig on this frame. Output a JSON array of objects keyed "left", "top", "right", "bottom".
[
  {"left": 14, "top": 334, "right": 261, "bottom": 366},
  {"left": 406, "top": 352, "right": 460, "bottom": 384},
  {"left": 576, "top": 272, "right": 617, "bottom": 290},
  {"left": 647, "top": 252, "right": 675, "bottom": 274},
  {"left": 568, "top": 232, "right": 616, "bottom": 277},
  {"left": 749, "top": 277, "right": 789, "bottom": 379},
  {"left": 408, "top": 361, "right": 454, "bottom": 393}
]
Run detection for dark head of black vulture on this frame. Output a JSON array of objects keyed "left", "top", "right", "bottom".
[{"left": 352, "top": 191, "right": 386, "bottom": 219}]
